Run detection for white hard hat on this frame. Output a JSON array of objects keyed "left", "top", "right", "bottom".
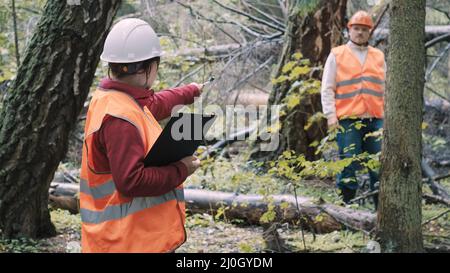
[{"left": 100, "top": 18, "right": 162, "bottom": 63}]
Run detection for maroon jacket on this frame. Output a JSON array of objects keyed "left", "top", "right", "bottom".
[{"left": 90, "top": 78, "right": 200, "bottom": 197}]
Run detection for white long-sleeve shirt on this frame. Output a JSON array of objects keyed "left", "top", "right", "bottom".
[{"left": 321, "top": 41, "right": 386, "bottom": 122}]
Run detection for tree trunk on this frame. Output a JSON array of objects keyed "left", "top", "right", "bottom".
[
  {"left": 251, "top": 0, "right": 347, "bottom": 161},
  {"left": 0, "top": 0, "right": 122, "bottom": 239},
  {"left": 377, "top": 0, "right": 426, "bottom": 253}
]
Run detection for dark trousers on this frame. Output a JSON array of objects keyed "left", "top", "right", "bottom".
[{"left": 336, "top": 118, "right": 383, "bottom": 191}]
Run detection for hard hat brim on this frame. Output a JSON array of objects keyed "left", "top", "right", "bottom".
[
  {"left": 347, "top": 23, "right": 373, "bottom": 29},
  {"left": 100, "top": 51, "right": 163, "bottom": 63}
]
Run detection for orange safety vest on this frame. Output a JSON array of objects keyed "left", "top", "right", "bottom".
[
  {"left": 80, "top": 88, "right": 186, "bottom": 253},
  {"left": 332, "top": 44, "right": 385, "bottom": 119}
]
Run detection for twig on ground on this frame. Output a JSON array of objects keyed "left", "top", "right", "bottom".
[{"left": 422, "top": 209, "right": 450, "bottom": 226}]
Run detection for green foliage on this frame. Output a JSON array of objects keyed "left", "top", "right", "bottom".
[
  {"left": 214, "top": 205, "right": 229, "bottom": 221},
  {"left": 238, "top": 242, "right": 254, "bottom": 253},
  {"left": 50, "top": 209, "right": 80, "bottom": 233},
  {"left": 281, "top": 61, "right": 297, "bottom": 74},
  {"left": 185, "top": 213, "right": 214, "bottom": 228},
  {"left": 189, "top": 116, "right": 384, "bottom": 225},
  {"left": 423, "top": 134, "right": 448, "bottom": 152},
  {"left": 116, "top": 1, "right": 137, "bottom": 17},
  {"left": 0, "top": 210, "right": 81, "bottom": 253},
  {"left": 284, "top": 92, "right": 300, "bottom": 110},
  {"left": 305, "top": 112, "right": 326, "bottom": 131},
  {"left": 0, "top": 31, "right": 17, "bottom": 83},
  {"left": 0, "top": 0, "right": 46, "bottom": 85},
  {"left": 273, "top": 53, "right": 321, "bottom": 116},
  {"left": 353, "top": 120, "right": 367, "bottom": 131},
  {"left": 259, "top": 202, "right": 276, "bottom": 223},
  {"left": 273, "top": 54, "right": 313, "bottom": 85},
  {"left": 267, "top": 123, "right": 384, "bottom": 184},
  {"left": 294, "top": 0, "right": 321, "bottom": 17},
  {"left": 268, "top": 125, "right": 382, "bottom": 191},
  {"left": 0, "top": 237, "right": 42, "bottom": 253}
]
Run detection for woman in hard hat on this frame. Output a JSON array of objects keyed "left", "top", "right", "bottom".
[
  {"left": 79, "top": 18, "right": 202, "bottom": 252},
  {"left": 321, "top": 11, "right": 386, "bottom": 208}
]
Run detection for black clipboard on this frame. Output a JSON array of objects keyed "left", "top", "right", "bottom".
[{"left": 144, "top": 113, "right": 216, "bottom": 167}]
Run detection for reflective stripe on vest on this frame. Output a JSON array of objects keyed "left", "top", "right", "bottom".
[
  {"left": 80, "top": 178, "right": 116, "bottom": 200},
  {"left": 336, "top": 76, "right": 384, "bottom": 88},
  {"left": 81, "top": 180, "right": 185, "bottom": 224},
  {"left": 335, "top": 88, "right": 384, "bottom": 99},
  {"left": 332, "top": 45, "right": 385, "bottom": 119}
]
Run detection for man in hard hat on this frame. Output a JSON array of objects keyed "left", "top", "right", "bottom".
[
  {"left": 80, "top": 18, "right": 203, "bottom": 252},
  {"left": 321, "top": 11, "right": 386, "bottom": 208}
]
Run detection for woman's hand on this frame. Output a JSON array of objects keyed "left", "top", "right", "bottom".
[
  {"left": 180, "top": 156, "right": 201, "bottom": 176},
  {"left": 190, "top": 83, "right": 204, "bottom": 93}
]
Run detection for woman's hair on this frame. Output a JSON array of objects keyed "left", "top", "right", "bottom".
[{"left": 108, "top": 57, "right": 160, "bottom": 79}]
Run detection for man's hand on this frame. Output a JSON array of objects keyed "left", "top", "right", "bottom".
[
  {"left": 327, "top": 116, "right": 339, "bottom": 130},
  {"left": 180, "top": 156, "right": 201, "bottom": 176}
]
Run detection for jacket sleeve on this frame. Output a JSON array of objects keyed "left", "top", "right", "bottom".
[
  {"left": 321, "top": 52, "right": 338, "bottom": 122},
  {"left": 98, "top": 116, "right": 189, "bottom": 197},
  {"left": 147, "top": 84, "right": 200, "bottom": 121}
]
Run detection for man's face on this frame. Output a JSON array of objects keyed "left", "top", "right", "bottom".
[{"left": 349, "top": 24, "right": 371, "bottom": 45}]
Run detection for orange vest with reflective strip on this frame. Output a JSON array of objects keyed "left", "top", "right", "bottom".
[
  {"left": 332, "top": 44, "right": 385, "bottom": 119},
  {"left": 80, "top": 88, "right": 186, "bottom": 253}
]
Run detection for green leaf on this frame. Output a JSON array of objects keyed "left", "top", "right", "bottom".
[
  {"left": 282, "top": 61, "right": 297, "bottom": 73},
  {"left": 280, "top": 202, "right": 290, "bottom": 210},
  {"left": 260, "top": 204, "right": 276, "bottom": 223},
  {"left": 300, "top": 59, "right": 311, "bottom": 66},
  {"left": 315, "top": 213, "right": 324, "bottom": 223},
  {"left": 292, "top": 52, "right": 303, "bottom": 60},
  {"left": 282, "top": 150, "right": 293, "bottom": 159},
  {"left": 304, "top": 112, "right": 326, "bottom": 131},
  {"left": 285, "top": 93, "right": 301, "bottom": 110},
  {"left": 272, "top": 75, "right": 289, "bottom": 84},
  {"left": 238, "top": 243, "right": 254, "bottom": 253},
  {"left": 309, "top": 140, "right": 320, "bottom": 147},
  {"left": 289, "top": 66, "right": 311, "bottom": 79}
]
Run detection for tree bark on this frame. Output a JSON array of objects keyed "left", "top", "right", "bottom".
[
  {"left": 0, "top": 0, "right": 122, "bottom": 238},
  {"left": 251, "top": 0, "right": 347, "bottom": 161},
  {"left": 377, "top": 0, "right": 426, "bottom": 253}
]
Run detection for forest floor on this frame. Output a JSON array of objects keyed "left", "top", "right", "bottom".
[
  {"left": 1, "top": 99, "right": 449, "bottom": 253},
  {"left": 0, "top": 149, "right": 449, "bottom": 253}
]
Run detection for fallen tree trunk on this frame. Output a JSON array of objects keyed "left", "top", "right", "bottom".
[
  {"left": 373, "top": 25, "right": 450, "bottom": 45},
  {"left": 165, "top": 25, "right": 450, "bottom": 61},
  {"left": 164, "top": 40, "right": 282, "bottom": 60},
  {"left": 422, "top": 159, "right": 450, "bottom": 200},
  {"left": 200, "top": 126, "right": 256, "bottom": 158},
  {"left": 49, "top": 182, "right": 376, "bottom": 234},
  {"left": 424, "top": 243, "right": 450, "bottom": 254},
  {"left": 423, "top": 193, "right": 450, "bottom": 207},
  {"left": 164, "top": 26, "right": 450, "bottom": 59},
  {"left": 49, "top": 183, "right": 80, "bottom": 214}
]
